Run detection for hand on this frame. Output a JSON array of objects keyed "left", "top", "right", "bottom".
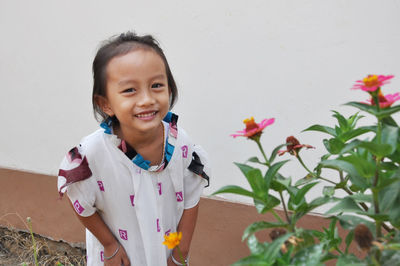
[
  {"left": 167, "top": 256, "right": 176, "bottom": 266},
  {"left": 104, "top": 242, "right": 130, "bottom": 266}
]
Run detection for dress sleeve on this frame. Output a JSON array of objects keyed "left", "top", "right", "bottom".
[
  {"left": 183, "top": 144, "right": 211, "bottom": 209},
  {"left": 57, "top": 146, "right": 97, "bottom": 217}
]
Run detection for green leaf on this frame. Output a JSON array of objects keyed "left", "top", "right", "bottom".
[
  {"left": 319, "top": 159, "right": 359, "bottom": 178},
  {"left": 212, "top": 185, "right": 257, "bottom": 199},
  {"left": 382, "top": 115, "right": 398, "bottom": 127},
  {"left": 235, "top": 162, "right": 268, "bottom": 196},
  {"left": 293, "top": 182, "right": 319, "bottom": 205},
  {"left": 336, "top": 254, "right": 365, "bottom": 266},
  {"left": 323, "top": 186, "right": 335, "bottom": 197},
  {"left": 295, "top": 176, "right": 317, "bottom": 186},
  {"left": 376, "top": 104, "right": 400, "bottom": 119},
  {"left": 332, "top": 110, "right": 349, "bottom": 130},
  {"left": 247, "top": 169, "right": 268, "bottom": 196},
  {"left": 254, "top": 195, "right": 281, "bottom": 214},
  {"left": 263, "top": 233, "right": 293, "bottom": 264},
  {"left": 323, "top": 138, "right": 345, "bottom": 154},
  {"left": 358, "top": 141, "right": 393, "bottom": 157},
  {"left": 291, "top": 244, "right": 325, "bottom": 266},
  {"left": 242, "top": 221, "right": 287, "bottom": 241},
  {"left": 345, "top": 102, "right": 378, "bottom": 116},
  {"left": 379, "top": 181, "right": 400, "bottom": 213},
  {"left": 348, "top": 193, "right": 372, "bottom": 203},
  {"left": 246, "top": 234, "right": 266, "bottom": 255},
  {"left": 232, "top": 255, "right": 270, "bottom": 266},
  {"left": 247, "top": 156, "right": 266, "bottom": 165},
  {"left": 388, "top": 196, "right": 400, "bottom": 227},
  {"left": 303, "top": 124, "right": 337, "bottom": 137},
  {"left": 344, "top": 230, "right": 354, "bottom": 254},
  {"left": 348, "top": 112, "right": 364, "bottom": 129},
  {"left": 269, "top": 143, "right": 290, "bottom": 163},
  {"left": 234, "top": 162, "right": 256, "bottom": 176},
  {"left": 270, "top": 174, "right": 290, "bottom": 192},
  {"left": 264, "top": 160, "right": 290, "bottom": 190},
  {"left": 340, "top": 126, "right": 375, "bottom": 142},
  {"left": 381, "top": 125, "right": 399, "bottom": 154},
  {"left": 325, "top": 197, "right": 363, "bottom": 215},
  {"left": 341, "top": 155, "right": 376, "bottom": 178}
]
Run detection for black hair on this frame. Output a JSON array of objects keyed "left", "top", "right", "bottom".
[{"left": 92, "top": 31, "right": 178, "bottom": 122}]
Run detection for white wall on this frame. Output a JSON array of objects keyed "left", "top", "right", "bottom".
[{"left": 1, "top": 0, "right": 400, "bottom": 206}]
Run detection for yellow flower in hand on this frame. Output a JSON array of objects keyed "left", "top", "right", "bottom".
[{"left": 162, "top": 232, "right": 182, "bottom": 249}]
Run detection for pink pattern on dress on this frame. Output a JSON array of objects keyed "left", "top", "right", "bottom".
[
  {"left": 181, "top": 145, "right": 188, "bottom": 158},
  {"left": 158, "top": 182, "right": 162, "bottom": 195},
  {"left": 169, "top": 126, "right": 178, "bottom": 138},
  {"left": 100, "top": 251, "right": 104, "bottom": 262},
  {"left": 176, "top": 191, "right": 183, "bottom": 202},
  {"left": 119, "top": 229, "right": 128, "bottom": 240},
  {"left": 165, "top": 229, "right": 171, "bottom": 236},
  {"left": 157, "top": 218, "right": 161, "bottom": 232},
  {"left": 130, "top": 195, "right": 135, "bottom": 206},
  {"left": 73, "top": 200, "right": 85, "bottom": 214},
  {"left": 97, "top": 181, "right": 105, "bottom": 191}
]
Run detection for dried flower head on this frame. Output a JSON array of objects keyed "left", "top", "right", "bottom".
[
  {"left": 269, "top": 228, "right": 287, "bottom": 241},
  {"left": 278, "top": 136, "right": 314, "bottom": 157},
  {"left": 354, "top": 224, "right": 373, "bottom": 252}
]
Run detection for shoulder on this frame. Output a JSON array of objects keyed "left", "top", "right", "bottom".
[{"left": 78, "top": 129, "right": 105, "bottom": 154}]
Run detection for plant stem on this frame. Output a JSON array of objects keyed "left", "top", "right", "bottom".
[
  {"left": 176, "top": 246, "right": 186, "bottom": 266},
  {"left": 373, "top": 168, "right": 382, "bottom": 238},
  {"left": 339, "top": 170, "right": 344, "bottom": 182},
  {"left": 279, "top": 191, "right": 291, "bottom": 226},
  {"left": 296, "top": 155, "right": 314, "bottom": 177},
  {"left": 271, "top": 209, "right": 284, "bottom": 224},
  {"left": 255, "top": 138, "right": 270, "bottom": 166},
  {"left": 341, "top": 184, "right": 392, "bottom": 233},
  {"left": 27, "top": 217, "right": 38, "bottom": 266},
  {"left": 318, "top": 176, "right": 337, "bottom": 186}
]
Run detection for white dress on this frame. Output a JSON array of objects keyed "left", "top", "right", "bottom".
[{"left": 57, "top": 113, "right": 210, "bottom": 266}]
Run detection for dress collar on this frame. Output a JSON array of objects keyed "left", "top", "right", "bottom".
[{"left": 100, "top": 112, "right": 179, "bottom": 172}]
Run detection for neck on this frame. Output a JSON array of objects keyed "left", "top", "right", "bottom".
[{"left": 114, "top": 123, "right": 164, "bottom": 151}]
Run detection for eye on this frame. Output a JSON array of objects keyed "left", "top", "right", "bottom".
[
  {"left": 151, "top": 83, "right": 165, "bottom": 89},
  {"left": 122, "top": 88, "right": 135, "bottom": 93}
]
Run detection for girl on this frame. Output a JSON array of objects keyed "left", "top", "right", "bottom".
[{"left": 57, "top": 32, "right": 210, "bottom": 266}]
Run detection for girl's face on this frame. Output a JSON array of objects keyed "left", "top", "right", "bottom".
[{"left": 100, "top": 49, "right": 170, "bottom": 138}]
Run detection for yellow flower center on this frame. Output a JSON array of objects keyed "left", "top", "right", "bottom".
[
  {"left": 243, "top": 117, "right": 259, "bottom": 131},
  {"left": 363, "top": 75, "right": 379, "bottom": 87}
]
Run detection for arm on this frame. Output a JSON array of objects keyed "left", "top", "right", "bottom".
[
  {"left": 168, "top": 203, "right": 199, "bottom": 265},
  {"left": 68, "top": 201, "right": 130, "bottom": 266}
]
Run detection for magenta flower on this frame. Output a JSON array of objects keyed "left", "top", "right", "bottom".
[
  {"left": 351, "top": 74, "right": 394, "bottom": 92},
  {"left": 366, "top": 92, "right": 400, "bottom": 108},
  {"left": 231, "top": 117, "right": 275, "bottom": 139}
]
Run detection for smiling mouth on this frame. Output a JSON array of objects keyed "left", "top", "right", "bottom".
[{"left": 135, "top": 111, "right": 157, "bottom": 119}]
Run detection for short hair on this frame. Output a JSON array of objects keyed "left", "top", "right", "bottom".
[{"left": 92, "top": 32, "right": 178, "bottom": 122}]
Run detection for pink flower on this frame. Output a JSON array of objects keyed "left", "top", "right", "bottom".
[
  {"left": 278, "top": 136, "right": 314, "bottom": 157},
  {"left": 366, "top": 92, "right": 400, "bottom": 108},
  {"left": 231, "top": 117, "right": 275, "bottom": 139},
  {"left": 351, "top": 74, "right": 394, "bottom": 92}
]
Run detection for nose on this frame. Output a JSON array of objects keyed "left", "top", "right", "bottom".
[{"left": 137, "top": 88, "right": 155, "bottom": 107}]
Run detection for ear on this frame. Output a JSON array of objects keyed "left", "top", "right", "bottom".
[{"left": 95, "top": 95, "right": 114, "bottom": 117}]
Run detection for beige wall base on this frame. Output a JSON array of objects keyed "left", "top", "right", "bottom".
[{"left": 0, "top": 168, "right": 361, "bottom": 265}]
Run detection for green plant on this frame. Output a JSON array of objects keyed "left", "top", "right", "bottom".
[{"left": 214, "top": 75, "right": 400, "bottom": 265}]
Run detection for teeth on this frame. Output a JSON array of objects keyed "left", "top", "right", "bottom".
[{"left": 136, "top": 112, "right": 156, "bottom": 118}]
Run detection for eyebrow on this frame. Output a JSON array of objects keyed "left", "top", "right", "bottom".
[{"left": 118, "top": 74, "right": 167, "bottom": 86}]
